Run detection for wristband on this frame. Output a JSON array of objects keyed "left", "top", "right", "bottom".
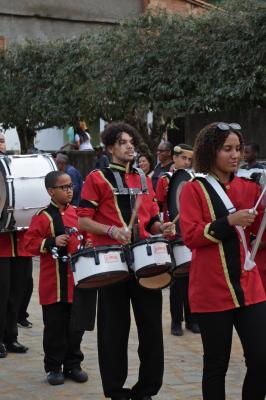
[{"left": 107, "top": 225, "right": 117, "bottom": 239}]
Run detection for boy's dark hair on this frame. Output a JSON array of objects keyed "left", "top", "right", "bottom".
[
  {"left": 45, "top": 171, "right": 66, "bottom": 189},
  {"left": 193, "top": 122, "right": 244, "bottom": 173},
  {"left": 101, "top": 122, "right": 140, "bottom": 148},
  {"left": 245, "top": 142, "right": 260, "bottom": 154}
]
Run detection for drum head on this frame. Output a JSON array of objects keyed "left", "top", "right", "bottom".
[
  {"left": 138, "top": 272, "right": 172, "bottom": 290},
  {"left": 167, "top": 169, "right": 193, "bottom": 232}
]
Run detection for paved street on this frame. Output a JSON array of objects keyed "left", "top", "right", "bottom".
[{"left": 0, "top": 259, "right": 245, "bottom": 400}]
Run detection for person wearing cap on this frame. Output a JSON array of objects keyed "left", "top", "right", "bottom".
[{"left": 156, "top": 144, "right": 200, "bottom": 336}]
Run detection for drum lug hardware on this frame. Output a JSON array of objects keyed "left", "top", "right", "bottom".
[
  {"left": 146, "top": 244, "right": 152, "bottom": 256},
  {"left": 94, "top": 250, "right": 100, "bottom": 265},
  {"left": 70, "top": 260, "right": 76, "bottom": 272}
]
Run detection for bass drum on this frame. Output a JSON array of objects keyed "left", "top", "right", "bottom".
[{"left": 0, "top": 154, "right": 57, "bottom": 231}]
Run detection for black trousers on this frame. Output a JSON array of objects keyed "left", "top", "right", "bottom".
[
  {"left": 97, "top": 279, "right": 164, "bottom": 399},
  {"left": 18, "top": 259, "right": 33, "bottom": 322},
  {"left": 170, "top": 275, "right": 193, "bottom": 325},
  {"left": 197, "top": 301, "right": 266, "bottom": 400},
  {"left": 0, "top": 256, "right": 32, "bottom": 343},
  {"left": 42, "top": 302, "right": 84, "bottom": 373}
]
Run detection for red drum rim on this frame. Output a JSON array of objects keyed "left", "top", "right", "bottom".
[
  {"left": 173, "top": 262, "right": 190, "bottom": 277},
  {"left": 76, "top": 271, "right": 129, "bottom": 289},
  {"left": 134, "top": 262, "right": 172, "bottom": 278}
]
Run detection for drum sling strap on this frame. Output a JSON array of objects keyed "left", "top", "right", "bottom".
[
  {"left": 45, "top": 204, "right": 97, "bottom": 331},
  {"left": 205, "top": 175, "right": 256, "bottom": 271},
  {"left": 44, "top": 204, "right": 69, "bottom": 301},
  {"left": 112, "top": 168, "right": 148, "bottom": 242}
]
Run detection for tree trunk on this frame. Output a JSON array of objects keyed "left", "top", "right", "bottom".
[{"left": 16, "top": 125, "right": 36, "bottom": 154}]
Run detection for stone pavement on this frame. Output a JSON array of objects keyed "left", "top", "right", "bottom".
[{"left": 0, "top": 259, "right": 245, "bottom": 400}]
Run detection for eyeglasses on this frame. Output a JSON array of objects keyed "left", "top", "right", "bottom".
[
  {"left": 216, "top": 122, "right": 241, "bottom": 132},
  {"left": 157, "top": 149, "right": 168, "bottom": 153},
  {"left": 52, "top": 183, "right": 74, "bottom": 191}
]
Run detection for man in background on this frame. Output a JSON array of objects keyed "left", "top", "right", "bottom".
[
  {"left": 152, "top": 141, "right": 173, "bottom": 191},
  {"left": 55, "top": 153, "right": 83, "bottom": 206}
]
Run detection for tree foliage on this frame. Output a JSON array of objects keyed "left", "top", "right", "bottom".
[{"left": 0, "top": 0, "right": 265, "bottom": 152}]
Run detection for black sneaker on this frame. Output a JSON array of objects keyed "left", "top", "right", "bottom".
[
  {"left": 0, "top": 343, "right": 7, "bottom": 358},
  {"left": 17, "top": 319, "right": 33, "bottom": 328},
  {"left": 171, "top": 322, "right": 183, "bottom": 336},
  {"left": 47, "top": 370, "right": 64, "bottom": 385},
  {"left": 186, "top": 322, "right": 200, "bottom": 334},
  {"left": 63, "top": 367, "right": 88, "bottom": 383}
]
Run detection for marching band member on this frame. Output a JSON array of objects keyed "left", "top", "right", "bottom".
[
  {"left": 24, "top": 171, "right": 94, "bottom": 386},
  {"left": 78, "top": 122, "right": 175, "bottom": 400},
  {"left": 156, "top": 144, "right": 199, "bottom": 336},
  {"left": 179, "top": 122, "right": 266, "bottom": 400},
  {"left": 0, "top": 132, "right": 31, "bottom": 357}
]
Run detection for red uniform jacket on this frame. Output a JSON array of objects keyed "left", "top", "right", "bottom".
[
  {"left": 78, "top": 163, "right": 160, "bottom": 246},
  {"left": 24, "top": 202, "right": 80, "bottom": 305},
  {"left": 0, "top": 230, "right": 32, "bottom": 257},
  {"left": 179, "top": 175, "right": 266, "bottom": 313}
]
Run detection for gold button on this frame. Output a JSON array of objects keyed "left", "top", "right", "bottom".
[
  {"left": 210, "top": 230, "right": 215, "bottom": 235},
  {"left": 226, "top": 185, "right": 230, "bottom": 189}
]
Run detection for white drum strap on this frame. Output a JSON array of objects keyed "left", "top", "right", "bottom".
[{"left": 205, "top": 175, "right": 255, "bottom": 271}]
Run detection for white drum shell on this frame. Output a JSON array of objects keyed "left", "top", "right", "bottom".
[
  {"left": 72, "top": 249, "right": 129, "bottom": 286},
  {"left": 0, "top": 154, "right": 57, "bottom": 230},
  {"left": 172, "top": 244, "right": 192, "bottom": 268},
  {"left": 131, "top": 240, "right": 172, "bottom": 274}
]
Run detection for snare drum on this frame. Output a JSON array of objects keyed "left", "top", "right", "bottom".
[
  {"left": 171, "top": 238, "right": 192, "bottom": 277},
  {"left": 130, "top": 237, "right": 173, "bottom": 289},
  {"left": 70, "top": 246, "right": 129, "bottom": 289},
  {"left": 0, "top": 154, "right": 57, "bottom": 231}
]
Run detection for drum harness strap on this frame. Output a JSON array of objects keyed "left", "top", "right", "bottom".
[
  {"left": 111, "top": 168, "right": 149, "bottom": 243},
  {"left": 205, "top": 175, "right": 256, "bottom": 271}
]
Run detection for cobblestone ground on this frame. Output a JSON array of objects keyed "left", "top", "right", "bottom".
[{"left": 0, "top": 259, "right": 245, "bottom": 400}]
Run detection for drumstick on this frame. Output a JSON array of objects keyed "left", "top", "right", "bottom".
[
  {"left": 128, "top": 197, "right": 141, "bottom": 230},
  {"left": 171, "top": 214, "right": 179, "bottom": 224},
  {"left": 253, "top": 183, "right": 266, "bottom": 212}
]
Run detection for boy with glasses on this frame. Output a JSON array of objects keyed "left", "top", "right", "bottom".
[{"left": 25, "top": 171, "right": 89, "bottom": 386}]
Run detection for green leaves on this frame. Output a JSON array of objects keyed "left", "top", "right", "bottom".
[{"left": 0, "top": 0, "right": 265, "bottom": 152}]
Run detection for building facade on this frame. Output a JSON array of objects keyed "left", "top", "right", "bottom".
[{"left": 0, "top": 0, "right": 214, "bottom": 46}]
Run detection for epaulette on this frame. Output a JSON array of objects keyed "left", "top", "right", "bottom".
[
  {"left": 35, "top": 206, "right": 47, "bottom": 215},
  {"left": 239, "top": 175, "right": 259, "bottom": 185},
  {"left": 162, "top": 172, "right": 173, "bottom": 180}
]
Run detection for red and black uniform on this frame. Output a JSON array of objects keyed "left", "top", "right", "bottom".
[
  {"left": 78, "top": 163, "right": 163, "bottom": 400},
  {"left": 180, "top": 175, "right": 266, "bottom": 399},
  {"left": 0, "top": 230, "right": 32, "bottom": 345},
  {"left": 156, "top": 172, "right": 195, "bottom": 329},
  {"left": 25, "top": 201, "right": 93, "bottom": 373}
]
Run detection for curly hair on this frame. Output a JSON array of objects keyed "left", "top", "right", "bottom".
[
  {"left": 101, "top": 122, "right": 140, "bottom": 148},
  {"left": 193, "top": 122, "right": 244, "bottom": 173}
]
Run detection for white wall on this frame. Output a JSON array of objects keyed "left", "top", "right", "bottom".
[{"left": 3, "top": 127, "right": 64, "bottom": 152}]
